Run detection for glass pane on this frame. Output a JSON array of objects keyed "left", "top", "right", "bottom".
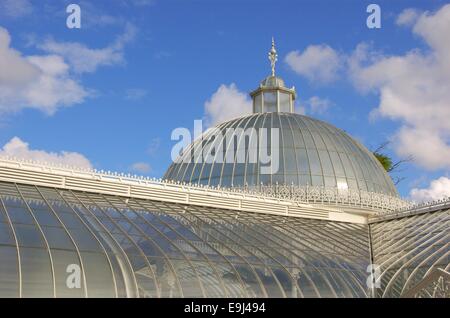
[
  {"left": 0, "top": 246, "right": 19, "bottom": 297},
  {"left": 324, "top": 176, "right": 336, "bottom": 187},
  {"left": 347, "top": 178, "right": 358, "bottom": 190},
  {"left": 339, "top": 153, "right": 355, "bottom": 178},
  {"left": 329, "top": 152, "right": 345, "bottom": 177},
  {"left": 312, "top": 175, "right": 324, "bottom": 186},
  {"left": 284, "top": 148, "right": 297, "bottom": 173},
  {"left": 7, "top": 206, "right": 35, "bottom": 225},
  {"left": 52, "top": 250, "right": 84, "bottom": 297},
  {"left": 69, "top": 228, "right": 103, "bottom": 252},
  {"left": 20, "top": 247, "right": 53, "bottom": 297},
  {"left": 318, "top": 150, "right": 334, "bottom": 175},
  {"left": 0, "top": 222, "right": 15, "bottom": 245},
  {"left": 58, "top": 212, "right": 85, "bottom": 229},
  {"left": 41, "top": 226, "right": 75, "bottom": 250},
  {"left": 299, "top": 174, "right": 312, "bottom": 185},
  {"left": 33, "top": 209, "right": 61, "bottom": 227},
  {"left": 296, "top": 149, "right": 310, "bottom": 174},
  {"left": 307, "top": 149, "right": 322, "bottom": 174},
  {"left": 311, "top": 132, "right": 326, "bottom": 150},
  {"left": 302, "top": 131, "right": 316, "bottom": 149},
  {"left": 279, "top": 93, "right": 290, "bottom": 112},
  {"left": 254, "top": 93, "right": 262, "bottom": 113},
  {"left": 14, "top": 224, "right": 45, "bottom": 248},
  {"left": 337, "top": 178, "right": 348, "bottom": 191},
  {"left": 82, "top": 252, "right": 116, "bottom": 297},
  {"left": 263, "top": 92, "right": 277, "bottom": 112}
]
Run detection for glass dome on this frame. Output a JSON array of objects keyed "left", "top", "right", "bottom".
[
  {"left": 165, "top": 39, "right": 398, "bottom": 198},
  {"left": 164, "top": 112, "right": 398, "bottom": 197},
  {"left": 260, "top": 75, "right": 286, "bottom": 87}
]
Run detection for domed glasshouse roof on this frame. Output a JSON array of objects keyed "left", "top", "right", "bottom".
[
  {"left": 164, "top": 38, "right": 398, "bottom": 198},
  {"left": 164, "top": 112, "right": 398, "bottom": 197}
]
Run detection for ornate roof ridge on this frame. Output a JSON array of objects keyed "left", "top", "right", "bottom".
[{"left": 0, "top": 156, "right": 417, "bottom": 215}]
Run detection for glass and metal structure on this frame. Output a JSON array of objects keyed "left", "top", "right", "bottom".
[
  {"left": 164, "top": 113, "right": 398, "bottom": 197},
  {"left": 251, "top": 76, "right": 296, "bottom": 113},
  {"left": 165, "top": 40, "right": 397, "bottom": 197},
  {"left": 0, "top": 40, "right": 447, "bottom": 298},
  {"left": 251, "top": 38, "right": 296, "bottom": 113},
  {"left": 0, "top": 181, "right": 372, "bottom": 298},
  {"left": 0, "top": 178, "right": 447, "bottom": 298},
  {"left": 370, "top": 204, "right": 450, "bottom": 298}
]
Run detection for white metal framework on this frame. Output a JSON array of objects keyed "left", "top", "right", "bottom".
[
  {"left": 0, "top": 181, "right": 372, "bottom": 298},
  {"left": 250, "top": 38, "right": 296, "bottom": 113},
  {"left": 0, "top": 157, "right": 448, "bottom": 298},
  {"left": 0, "top": 38, "right": 448, "bottom": 298},
  {"left": 370, "top": 204, "right": 450, "bottom": 298},
  {"left": 0, "top": 157, "right": 381, "bottom": 224}
]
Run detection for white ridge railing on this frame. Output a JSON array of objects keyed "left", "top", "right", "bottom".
[
  {"left": 0, "top": 156, "right": 412, "bottom": 213},
  {"left": 371, "top": 197, "right": 450, "bottom": 221},
  {"left": 229, "top": 184, "right": 411, "bottom": 212}
]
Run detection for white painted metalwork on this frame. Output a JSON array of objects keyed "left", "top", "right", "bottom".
[
  {"left": 402, "top": 268, "right": 450, "bottom": 298},
  {"left": 231, "top": 184, "right": 411, "bottom": 213},
  {"left": 0, "top": 158, "right": 447, "bottom": 298},
  {"left": 0, "top": 157, "right": 415, "bottom": 223},
  {"left": 165, "top": 112, "right": 398, "bottom": 197},
  {"left": 371, "top": 197, "right": 450, "bottom": 221},
  {"left": 269, "top": 37, "right": 278, "bottom": 76},
  {"left": 370, "top": 206, "right": 450, "bottom": 298},
  {"left": 0, "top": 156, "right": 349, "bottom": 222}
]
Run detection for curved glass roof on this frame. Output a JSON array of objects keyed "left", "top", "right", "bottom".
[
  {"left": 0, "top": 181, "right": 445, "bottom": 298},
  {"left": 165, "top": 112, "right": 398, "bottom": 197},
  {"left": 0, "top": 181, "right": 371, "bottom": 298}
]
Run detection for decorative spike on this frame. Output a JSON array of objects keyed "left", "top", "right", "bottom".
[{"left": 268, "top": 37, "right": 278, "bottom": 76}]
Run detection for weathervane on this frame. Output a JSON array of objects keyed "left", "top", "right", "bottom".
[{"left": 268, "top": 37, "right": 278, "bottom": 76}]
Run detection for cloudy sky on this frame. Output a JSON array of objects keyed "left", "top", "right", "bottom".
[{"left": 0, "top": 0, "right": 449, "bottom": 201}]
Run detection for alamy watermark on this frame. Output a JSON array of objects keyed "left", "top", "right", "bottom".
[
  {"left": 65, "top": 3, "right": 380, "bottom": 30},
  {"left": 170, "top": 120, "right": 280, "bottom": 175},
  {"left": 366, "top": 264, "right": 381, "bottom": 289},
  {"left": 66, "top": 4, "right": 81, "bottom": 29},
  {"left": 366, "top": 4, "right": 381, "bottom": 29},
  {"left": 66, "top": 264, "right": 82, "bottom": 289}
]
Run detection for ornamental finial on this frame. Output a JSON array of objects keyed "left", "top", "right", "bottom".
[{"left": 268, "top": 37, "right": 278, "bottom": 76}]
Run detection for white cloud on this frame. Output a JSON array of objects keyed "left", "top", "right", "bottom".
[
  {"left": 349, "top": 4, "right": 450, "bottom": 170},
  {"left": 130, "top": 162, "right": 152, "bottom": 174},
  {"left": 394, "top": 127, "right": 450, "bottom": 170},
  {"left": 410, "top": 176, "right": 450, "bottom": 202},
  {"left": 0, "top": 27, "right": 88, "bottom": 115},
  {"left": 117, "top": 0, "right": 156, "bottom": 7},
  {"left": 396, "top": 8, "right": 421, "bottom": 26},
  {"left": 39, "top": 23, "right": 137, "bottom": 74},
  {"left": 285, "top": 44, "right": 342, "bottom": 84},
  {"left": 0, "top": 0, "right": 32, "bottom": 18},
  {"left": 0, "top": 28, "right": 39, "bottom": 86},
  {"left": 303, "top": 96, "right": 333, "bottom": 115},
  {"left": 204, "top": 83, "right": 252, "bottom": 127},
  {"left": 77, "top": 1, "right": 124, "bottom": 28},
  {"left": 130, "top": 0, "right": 155, "bottom": 6},
  {"left": 0, "top": 137, "right": 92, "bottom": 169},
  {"left": 0, "top": 24, "right": 136, "bottom": 115},
  {"left": 295, "top": 104, "right": 306, "bottom": 115}
]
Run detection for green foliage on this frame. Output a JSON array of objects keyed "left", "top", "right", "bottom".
[{"left": 374, "top": 152, "right": 393, "bottom": 172}]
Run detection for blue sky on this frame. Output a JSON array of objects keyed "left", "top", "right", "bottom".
[{"left": 0, "top": 0, "right": 449, "bottom": 200}]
